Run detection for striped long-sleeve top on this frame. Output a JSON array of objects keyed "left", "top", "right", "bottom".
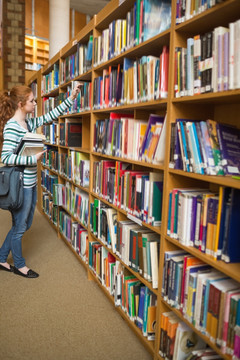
[{"left": 1, "top": 97, "right": 73, "bottom": 188}]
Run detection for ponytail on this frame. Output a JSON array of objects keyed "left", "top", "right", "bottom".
[{"left": 0, "top": 85, "right": 32, "bottom": 150}]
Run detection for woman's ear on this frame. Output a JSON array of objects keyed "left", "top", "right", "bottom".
[{"left": 17, "top": 101, "right": 22, "bottom": 109}]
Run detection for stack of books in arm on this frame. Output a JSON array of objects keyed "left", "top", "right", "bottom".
[{"left": 14, "top": 132, "right": 46, "bottom": 156}]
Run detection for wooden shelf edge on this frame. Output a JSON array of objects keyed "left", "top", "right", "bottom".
[
  {"left": 165, "top": 235, "right": 240, "bottom": 283},
  {"left": 168, "top": 169, "right": 240, "bottom": 190},
  {"left": 92, "top": 151, "right": 165, "bottom": 171}
]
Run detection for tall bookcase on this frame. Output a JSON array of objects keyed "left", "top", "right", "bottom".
[{"left": 28, "top": 1, "right": 240, "bottom": 359}]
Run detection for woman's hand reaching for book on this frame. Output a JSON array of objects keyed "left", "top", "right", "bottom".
[
  {"left": 36, "top": 150, "right": 47, "bottom": 161},
  {"left": 70, "top": 83, "right": 83, "bottom": 100}
]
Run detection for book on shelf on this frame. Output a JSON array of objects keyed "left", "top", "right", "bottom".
[
  {"left": 143, "top": 0, "right": 171, "bottom": 42},
  {"left": 14, "top": 132, "right": 46, "bottom": 156},
  {"left": 59, "top": 119, "right": 82, "bottom": 147},
  {"left": 216, "top": 122, "right": 240, "bottom": 176}
]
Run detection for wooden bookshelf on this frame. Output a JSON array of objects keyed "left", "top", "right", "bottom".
[
  {"left": 26, "top": 1, "right": 240, "bottom": 359},
  {"left": 25, "top": 35, "right": 49, "bottom": 67}
]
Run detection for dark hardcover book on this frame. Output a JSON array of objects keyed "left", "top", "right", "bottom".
[
  {"left": 66, "top": 122, "right": 82, "bottom": 147},
  {"left": 59, "top": 123, "right": 65, "bottom": 145},
  {"left": 200, "top": 34, "right": 207, "bottom": 93},
  {"left": 169, "top": 123, "right": 176, "bottom": 169},
  {"left": 224, "top": 188, "right": 240, "bottom": 263},
  {"left": 216, "top": 123, "right": 240, "bottom": 176},
  {"left": 205, "top": 31, "right": 213, "bottom": 93}
]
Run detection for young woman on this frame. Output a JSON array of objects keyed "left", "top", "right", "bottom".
[{"left": 0, "top": 84, "right": 81, "bottom": 278}]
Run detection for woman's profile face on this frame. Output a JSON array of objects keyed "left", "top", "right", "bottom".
[{"left": 23, "top": 92, "right": 37, "bottom": 114}]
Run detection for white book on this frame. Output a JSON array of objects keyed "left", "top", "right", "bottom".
[
  {"left": 234, "top": 20, "right": 240, "bottom": 89},
  {"left": 150, "top": 241, "right": 159, "bottom": 289},
  {"left": 152, "top": 113, "right": 167, "bottom": 164},
  {"left": 229, "top": 22, "right": 235, "bottom": 90},
  {"left": 194, "top": 270, "right": 219, "bottom": 330},
  {"left": 173, "top": 322, "right": 206, "bottom": 360}
]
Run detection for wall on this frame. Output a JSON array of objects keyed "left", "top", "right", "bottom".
[
  {"left": 25, "top": 0, "right": 86, "bottom": 40},
  {"left": 2, "top": 0, "right": 25, "bottom": 89}
]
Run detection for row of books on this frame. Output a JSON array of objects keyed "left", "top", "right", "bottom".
[
  {"left": 70, "top": 151, "right": 90, "bottom": 188},
  {"left": 42, "top": 192, "right": 58, "bottom": 226},
  {"left": 159, "top": 311, "right": 221, "bottom": 360},
  {"left": 59, "top": 152, "right": 72, "bottom": 180},
  {"left": 41, "top": 62, "right": 59, "bottom": 95},
  {"left": 92, "top": 160, "right": 163, "bottom": 226},
  {"left": 89, "top": 198, "right": 160, "bottom": 289},
  {"left": 60, "top": 35, "right": 93, "bottom": 84},
  {"left": 167, "top": 186, "right": 240, "bottom": 263},
  {"left": 53, "top": 182, "right": 89, "bottom": 227},
  {"left": 175, "top": 21, "right": 240, "bottom": 97},
  {"left": 41, "top": 170, "right": 58, "bottom": 196},
  {"left": 162, "top": 251, "right": 240, "bottom": 356},
  {"left": 176, "top": 0, "right": 227, "bottom": 25},
  {"left": 42, "top": 92, "right": 68, "bottom": 115},
  {"left": 93, "top": 48, "right": 169, "bottom": 110},
  {"left": 169, "top": 119, "right": 240, "bottom": 176},
  {"left": 42, "top": 150, "right": 90, "bottom": 189},
  {"left": 93, "top": 112, "right": 167, "bottom": 164},
  {"left": 71, "top": 223, "right": 88, "bottom": 263},
  {"left": 88, "top": 246, "right": 158, "bottom": 340},
  {"left": 42, "top": 83, "right": 91, "bottom": 117},
  {"left": 43, "top": 122, "right": 58, "bottom": 145},
  {"left": 93, "top": 0, "right": 171, "bottom": 66}
]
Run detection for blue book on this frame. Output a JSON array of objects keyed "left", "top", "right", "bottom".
[
  {"left": 183, "top": 263, "right": 210, "bottom": 315},
  {"left": 186, "top": 122, "right": 204, "bottom": 174},
  {"left": 179, "top": 121, "right": 190, "bottom": 172},
  {"left": 219, "top": 187, "right": 232, "bottom": 261},
  {"left": 169, "top": 255, "right": 184, "bottom": 307},
  {"left": 216, "top": 123, "right": 240, "bottom": 176},
  {"left": 139, "top": 114, "right": 164, "bottom": 159},
  {"left": 142, "top": 286, "right": 150, "bottom": 336},
  {"left": 224, "top": 188, "right": 240, "bottom": 263},
  {"left": 143, "top": 0, "right": 171, "bottom": 42},
  {"left": 127, "top": 280, "right": 141, "bottom": 319},
  {"left": 136, "top": 285, "right": 145, "bottom": 329},
  {"left": 162, "top": 250, "right": 187, "bottom": 298},
  {"left": 174, "top": 121, "right": 183, "bottom": 170},
  {"left": 236, "top": 298, "right": 240, "bottom": 327},
  {"left": 167, "top": 191, "right": 172, "bottom": 236},
  {"left": 192, "top": 122, "right": 204, "bottom": 174},
  {"left": 199, "top": 121, "right": 216, "bottom": 175}
]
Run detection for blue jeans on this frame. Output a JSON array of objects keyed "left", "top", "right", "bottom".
[{"left": 0, "top": 186, "right": 37, "bottom": 268}]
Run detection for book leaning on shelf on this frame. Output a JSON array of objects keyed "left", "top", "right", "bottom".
[{"left": 14, "top": 132, "right": 46, "bottom": 156}]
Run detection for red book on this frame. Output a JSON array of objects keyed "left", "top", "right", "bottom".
[
  {"left": 160, "top": 46, "right": 169, "bottom": 98},
  {"left": 101, "top": 160, "right": 115, "bottom": 199}
]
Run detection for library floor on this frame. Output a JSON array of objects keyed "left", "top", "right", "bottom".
[{"left": 0, "top": 208, "right": 152, "bottom": 360}]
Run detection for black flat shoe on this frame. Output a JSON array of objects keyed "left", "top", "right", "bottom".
[
  {"left": 0, "top": 264, "right": 14, "bottom": 272},
  {"left": 13, "top": 267, "right": 39, "bottom": 278}
]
